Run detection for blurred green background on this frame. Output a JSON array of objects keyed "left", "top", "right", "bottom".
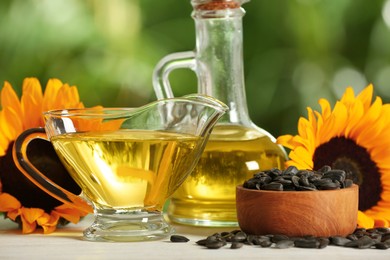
[{"left": 1, "top": 0, "right": 390, "bottom": 137}]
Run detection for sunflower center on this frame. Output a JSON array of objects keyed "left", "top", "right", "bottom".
[
  {"left": 0, "top": 139, "right": 81, "bottom": 213},
  {"left": 313, "top": 136, "right": 382, "bottom": 211}
]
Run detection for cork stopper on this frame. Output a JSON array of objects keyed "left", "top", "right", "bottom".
[{"left": 193, "top": 0, "right": 249, "bottom": 10}]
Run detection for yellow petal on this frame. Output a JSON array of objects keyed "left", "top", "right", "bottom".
[
  {"left": 20, "top": 207, "right": 45, "bottom": 224},
  {"left": 374, "top": 218, "right": 389, "bottom": 228},
  {"left": 313, "top": 110, "right": 323, "bottom": 147},
  {"left": 21, "top": 78, "right": 43, "bottom": 129},
  {"left": 357, "top": 210, "right": 375, "bottom": 229},
  {"left": 344, "top": 100, "right": 364, "bottom": 138},
  {"left": 276, "top": 134, "right": 295, "bottom": 149},
  {"left": 51, "top": 83, "right": 83, "bottom": 110},
  {"left": 54, "top": 204, "right": 89, "bottom": 224},
  {"left": 351, "top": 97, "right": 382, "bottom": 143},
  {"left": 340, "top": 86, "right": 356, "bottom": 107},
  {"left": 1, "top": 107, "right": 23, "bottom": 140},
  {"left": 7, "top": 209, "right": 21, "bottom": 221},
  {"left": 20, "top": 214, "right": 37, "bottom": 234},
  {"left": 356, "top": 84, "right": 374, "bottom": 112},
  {"left": 306, "top": 107, "right": 317, "bottom": 135},
  {"left": 370, "top": 146, "right": 390, "bottom": 165},
  {"left": 380, "top": 189, "right": 390, "bottom": 201},
  {"left": 318, "top": 101, "right": 347, "bottom": 144},
  {"left": 318, "top": 98, "right": 332, "bottom": 119},
  {"left": 57, "top": 84, "right": 80, "bottom": 109},
  {"left": 288, "top": 146, "right": 313, "bottom": 169},
  {"left": 20, "top": 207, "right": 45, "bottom": 234},
  {"left": 1, "top": 81, "right": 22, "bottom": 116},
  {"left": 41, "top": 224, "right": 57, "bottom": 234},
  {"left": 37, "top": 212, "right": 60, "bottom": 234},
  {"left": 330, "top": 102, "right": 348, "bottom": 137},
  {"left": 0, "top": 193, "right": 21, "bottom": 211},
  {"left": 292, "top": 135, "right": 314, "bottom": 155},
  {"left": 297, "top": 116, "right": 316, "bottom": 143},
  {"left": 42, "top": 78, "right": 63, "bottom": 112},
  {"left": 0, "top": 125, "right": 9, "bottom": 156},
  {"left": 66, "top": 86, "right": 80, "bottom": 104},
  {"left": 36, "top": 212, "right": 50, "bottom": 225}
]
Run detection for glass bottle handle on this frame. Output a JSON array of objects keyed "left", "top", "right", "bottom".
[
  {"left": 153, "top": 51, "right": 196, "bottom": 99},
  {"left": 12, "top": 128, "right": 93, "bottom": 214}
]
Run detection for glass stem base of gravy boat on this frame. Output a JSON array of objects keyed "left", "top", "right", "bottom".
[{"left": 83, "top": 209, "right": 172, "bottom": 242}]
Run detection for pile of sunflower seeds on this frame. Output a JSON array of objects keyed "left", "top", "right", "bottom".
[
  {"left": 170, "top": 227, "right": 390, "bottom": 250},
  {"left": 243, "top": 165, "right": 353, "bottom": 191}
]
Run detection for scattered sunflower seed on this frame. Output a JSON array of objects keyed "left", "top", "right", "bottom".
[
  {"left": 231, "top": 242, "right": 244, "bottom": 249},
  {"left": 185, "top": 226, "right": 390, "bottom": 250},
  {"left": 170, "top": 235, "right": 190, "bottom": 243}
]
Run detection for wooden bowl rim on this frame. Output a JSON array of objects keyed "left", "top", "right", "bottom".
[{"left": 236, "top": 183, "right": 358, "bottom": 194}]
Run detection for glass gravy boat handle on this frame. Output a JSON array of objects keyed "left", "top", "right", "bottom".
[
  {"left": 12, "top": 128, "right": 93, "bottom": 214},
  {"left": 153, "top": 51, "right": 196, "bottom": 99}
]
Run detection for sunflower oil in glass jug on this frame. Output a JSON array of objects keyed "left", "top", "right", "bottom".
[{"left": 153, "top": 0, "right": 287, "bottom": 227}]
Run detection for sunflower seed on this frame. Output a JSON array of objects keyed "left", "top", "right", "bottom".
[
  {"left": 375, "top": 242, "right": 389, "bottom": 249},
  {"left": 232, "top": 231, "right": 247, "bottom": 242},
  {"left": 230, "top": 242, "right": 244, "bottom": 249},
  {"left": 347, "top": 234, "right": 358, "bottom": 241},
  {"left": 381, "top": 232, "right": 390, "bottom": 242},
  {"left": 342, "top": 179, "right": 354, "bottom": 188},
  {"left": 318, "top": 238, "right": 330, "bottom": 249},
  {"left": 271, "top": 234, "right": 290, "bottom": 243},
  {"left": 273, "top": 178, "right": 292, "bottom": 185},
  {"left": 253, "top": 236, "right": 271, "bottom": 245},
  {"left": 345, "top": 236, "right": 376, "bottom": 249},
  {"left": 370, "top": 233, "right": 382, "bottom": 243},
  {"left": 294, "top": 238, "right": 320, "bottom": 248},
  {"left": 170, "top": 235, "right": 190, "bottom": 242},
  {"left": 259, "top": 239, "right": 273, "bottom": 247},
  {"left": 296, "top": 185, "right": 317, "bottom": 191},
  {"left": 291, "top": 175, "right": 300, "bottom": 188},
  {"left": 245, "top": 235, "right": 258, "bottom": 245},
  {"left": 284, "top": 165, "right": 299, "bottom": 175},
  {"left": 192, "top": 227, "right": 390, "bottom": 251},
  {"left": 318, "top": 165, "right": 331, "bottom": 173},
  {"left": 196, "top": 239, "right": 207, "bottom": 246},
  {"left": 206, "top": 241, "right": 226, "bottom": 249},
  {"left": 330, "top": 236, "right": 352, "bottom": 246},
  {"left": 275, "top": 239, "right": 294, "bottom": 249},
  {"left": 323, "top": 169, "right": 346, "bottom": 182},
  {"left": 317, "top": 181, "right": 340, "bottom": 190},
  {"left": 296, "top": 170, "right": 311, "bottom": 177},
  {"left": 299, "top": 175, "right": 311, "bottom": 187},
  {"left": 376, "top": 227, "right": 390, "bottom": 234},
  {"left": 243, "top": 165, "right": 355, "bottom": 191},
  {"left": 262, "top": 182, "right": 283, "bottom": 191}
]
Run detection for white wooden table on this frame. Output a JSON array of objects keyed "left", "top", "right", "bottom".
[{"left": 1, "top": 215, "right": 390, "bottom": 260}]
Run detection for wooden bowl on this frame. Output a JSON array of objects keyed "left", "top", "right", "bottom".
[{"left": 236, "top": 184, "right": 358, "bottom": 237}]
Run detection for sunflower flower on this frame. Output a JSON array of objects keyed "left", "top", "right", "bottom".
[
  {"left": 276, "top": 84, "right": 390, "bottom": 229},
  {"left": 0, "top": 77, "right": 92, "bottom": 234}
]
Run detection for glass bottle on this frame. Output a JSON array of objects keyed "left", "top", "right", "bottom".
[{"left": 153, "top": 0, "right": 287, "bottom": 227}]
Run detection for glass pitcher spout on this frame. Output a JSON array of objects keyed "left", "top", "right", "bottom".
[{"left": 112, "top": 94, "right": 228, "bottom": 138}]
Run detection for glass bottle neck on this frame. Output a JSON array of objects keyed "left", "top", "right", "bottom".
[{"left": 192, "top": 2, "right": 251, "bottom": 124}]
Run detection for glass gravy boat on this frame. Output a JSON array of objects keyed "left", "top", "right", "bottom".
[{"left": 13, "top": 94, "right": 227, "bottom": 242}]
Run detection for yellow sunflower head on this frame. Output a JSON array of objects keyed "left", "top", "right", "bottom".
[
  {"left": 277, "top": 84, "right": 390, "bottom": 229},
  {"left": 0, "top": 77, "right": 91, "bottom": 234}
]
